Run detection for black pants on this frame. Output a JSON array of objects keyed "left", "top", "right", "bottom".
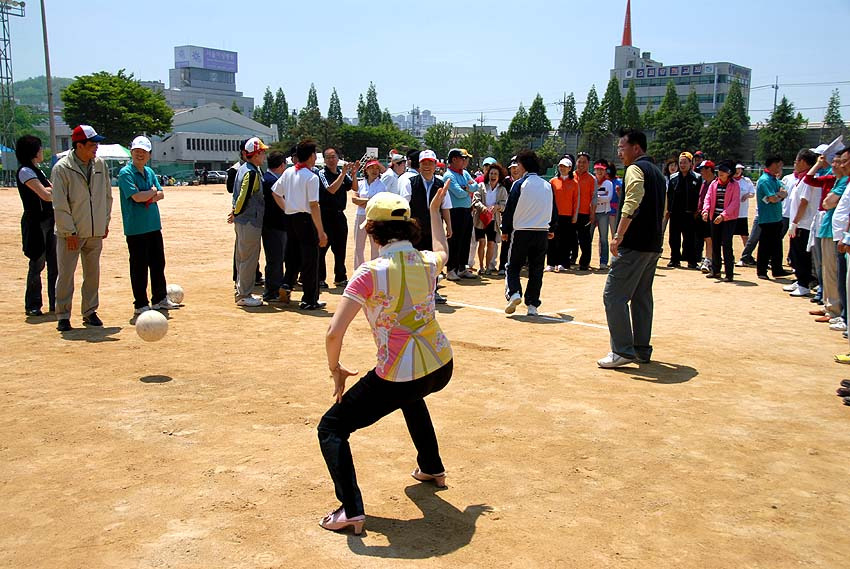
[
  {"left": 506, "top": 230, "right": 548, "bottom": 308},
  {"left": 576, "top": 214, "right": 592, "bottom": 268},
  {"left": 318, "top": 360, "right": 453, "bottom": 518},
  {"left": 126, "top": 230, "right": 167, "bottom": 309},
  {"left": 668, "top": 211, "right": 698, "bottom": 266},
  {"left": 284, "top": 213, "right": 319, "bottom": 304},
  {"left": 261, "top": 227, "right": 286, "bottom": 297},
  {"left": 499, "top": 232, "right": 511, "bottom": 271},
  {"left": 789, "top": 228, "right": 812, "bottom": 288},
  {"left": 548, "top": 215, "right": 576, "bottom": 268},
  {"left": 757, "top": 221, "right": 783, "bottom": 277},
  {"left": 319, "top": 209, "right": 348, "bottom": 283},
  {"left": 447, "top": 207, "right": 472, "bottom": 273},
  {"left": 23, "top": 216, "right": 57, "bottom": 312},
  {"left": 709, "top": 219, "right": 736, "bottom": 278}
]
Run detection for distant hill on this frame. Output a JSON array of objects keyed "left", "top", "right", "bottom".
[{"left": 14, "top": 76, "right": 74, "bottom": 108}]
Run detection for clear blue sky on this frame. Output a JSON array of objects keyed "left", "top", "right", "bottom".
[{"left": 12, "top": 0, "right": 850, "bottom": 130}]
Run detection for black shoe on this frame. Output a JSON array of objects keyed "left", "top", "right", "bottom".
[
  {"left": 666, "top": 261, "right": 680, "bottom": 268},
  {"left": 725, "top": 276, "right": 734, "bottom": 282},
  {"left": 435, "top": 292, "right": 447, "bottom": 304},
  {"left": 687, "top": 263, "right": 699, "bottom": 269},
  {"left": 26, "top": 308, "right": 43, "bottom": 316},
  {"left": 837, "top": 387, "right": 850, "bottom": 397},
  {"left": 579, "top": 266, "right": 590, "bottom": 271},
  {"left": 318, "top": 281, "right": 329, "bottom": 289},
  {"left": 83, "top": 312, "right": 103, "bottom": 326},
  {"left": 840, "top": 379, "right": 850, "bottom": 389},
  {"left": 254, "top": 278, "right": 265, "bottom": 286},
  {"left": 706, "top": 273, "right": 721, "bottom": 279},
  {"left": 772, "top": 270, "right": 791, "bottom": 277},
  {"left": 740, "top": 256, "right": 757, "bottom": 266},
  {"left": 757, "top": 274, "right": 770, "bottom": 280},
  {"left": 299, "top": 301, "right": 327, "bottom": 310},
  {"left": 334, "top": 279, "right": 349, "bottom": 287},
  {"left": 56, "top": 319, "right": 72, "bottom": 332},
  {"left": 844, "top": 397, "right": 850, "bottom": 407}
]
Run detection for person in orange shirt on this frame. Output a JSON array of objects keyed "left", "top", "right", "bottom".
[
  {"left": 575, "top": 152, "right": 598, "bottom": 270},
  {"left": 547, "top": 156, "right": 579, "bottom": 271}
]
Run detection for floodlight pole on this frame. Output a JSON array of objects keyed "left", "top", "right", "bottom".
[{"left": 40, "top": 0, "right": 56, "bottom": 155}]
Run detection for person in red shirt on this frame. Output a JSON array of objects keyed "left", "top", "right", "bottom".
[
  {"left": 548, "top": 156, "right": 579, "bottom": 271},
  {"left": 574, "top": 152, "right": 597, "bottom": 270}
]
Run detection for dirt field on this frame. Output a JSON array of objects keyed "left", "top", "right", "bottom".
[{"left": 1, "top": 184, "right": 849, "bottom": 569}]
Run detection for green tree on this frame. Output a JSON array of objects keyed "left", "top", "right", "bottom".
[
  {"left": 757, "top": 96, "right": 806, "bottom": 163},
  {"left": 231, "top": 100, "right": 242, "bottom": 114},
  {"left": 642, "top": 102, "right": 656, "bottom": 131},
  {"left": 681, "top": 90, "right": 704, "bottom": 150},
  {"left": 649, "top": 82, "right": 692, "bottom": 160},
  {"left": 700, "top": 81, "right": 748, "bottom": 161},
  {"left": 273, "top": 88, "right": 290, "bottom": 142},
  {"left": 621, "top": 82, "right": 641, "bottom": 130},
  {"left": 507, "top": 103, "right": 529, "bottom": 139},
  {"left": 360, "top": 82, "right": 382, "bottom": 127},
  {"left": 256, "top": 87, "right": 274, "bottom": 125},
  {"left": 527, "top": 94, "right": 552, "bottom": 137},
  {"left": 823, "top": 89, "right": 845, "bottom": 141},
  {"left": 61, "top": 70, "right": 173, "bottom": 144},
  {"left": 654, "top": 81, "right": 681, "bottom": 126},
  {"left": 292, "top": 84, "right": 323, "bottom": 143},
  {"left": 356, "top": 94, "right": 366, "bottom": 126},
  {"left": 327, "top": 88, "right": 343, "bottom": 126},
  {"left": 600, "top": 76, "right": 623, "bottom": 133},
  {"left": 337, "top": 123, "right": 418, "bottom": 161},
  {"left": 424, "top": 121, "right": 454, "bottom": 159},
  {"left": 578, "top": 85, "right": 600, "bottom": 133},
  {"left": 579, "top": 111, "right": 607, "bottom": 157},
  {"left": 558, "top": 92, "right": 579, "bottom": 135},
  {"left": 381, "top": 108, "right": 394, "bottom": 126},
  {"left": 535, "top": 137, "right": 563, "bottom": 173},
  {"left": 457, "top": 129, "right": 496, "bottom": 169},
  {"left": 1, "top": 102, "right": 47, "bottom": 147}
]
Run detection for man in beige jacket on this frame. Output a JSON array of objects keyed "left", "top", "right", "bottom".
[{"left": 51, "top": 125, "right": 112, "bottom": 332}]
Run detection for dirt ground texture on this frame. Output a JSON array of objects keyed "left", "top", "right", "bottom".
[{"left": 1, "top": 184, "right": 849, "bottom": 569}]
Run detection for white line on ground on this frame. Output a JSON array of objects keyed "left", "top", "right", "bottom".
[{"left": 444, "top": 300, "right": 607, "bottom": 330}]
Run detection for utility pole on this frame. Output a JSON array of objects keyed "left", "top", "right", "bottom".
[
  {"left": 40, "top": 0, "right": 57, "bottom": 157},
  {"left": 772, "top": 75, "right": 779, "bottom": 114}
]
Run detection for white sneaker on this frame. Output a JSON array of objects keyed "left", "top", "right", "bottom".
[
  {"left": 597, "top": 352, "right": 636, "bottom": 368},
  {"left": 789, "top": 285, "right": 810, "bottom": 297},
  {"left": 830, "top": 316, "right": 843, "bottom": 324},
  {"left": 830, "top": 320, "right": 847, "bottom": 331},
  {"left": 236, "top": 296, "right": 263, "bottom": 307},
  {"left": 505, "top": 293, "right": 522, "bottom": 314},
  {"left": 527, "top": 305, "right": 539, "bottom": 316},
  {"left": 436, "top": 273, "right": 445, "bottom": 283},
  {"left": 700, "top": 259, "right": 711, "bottom": 274},
  {"left": 556, "top": 265, "right": 568, "bottom": 272},
  {"left": 782, "top": 282, "right": 799, "bottom": 292},
  {"left": 599, "top": 263, "right": 608, "bottom": 271},
  {"left": 446, "top": 270, "right": 460, "bottom": 281},
  {"left": 544, "top": 265, "right": 554, "bottom": 272},
  {"left": 134, "top": 305, "right": 151, "bottom": 315},
  {"left": 152, "top": 298, "right": 180, "bottom": 310}
]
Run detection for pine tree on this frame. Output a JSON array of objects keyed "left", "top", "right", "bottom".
[
  {"left": 600, "top": 76, "right": 623, "bottom": 133},
  {"left": 621, "top": 82, "right": 641, "bottom": 130},
  {"left": 507, "top": 103, "right": 529, "bottom": 139},
  {"left": 356, "top": 94, "right": 366, "bottom": 126},
  {"left": 363, "top": 82, "right": 382, "bottom": 127},
  {"left": 257, "top": 87, "right": 274, "bottom": 126},
  {"left": 273, "top": 88, "right": 290, "bottom": 141},
  {"left": 578, "top": 85, "right": 600, "bottom": 132},
  {"left": 527, "top": 93, "right": 552, "bottom": 137},
  {"left": 381, "top": 108, "right": 394, "bottom": 126},
  {"left": 757, "top": 96, "right": 806, "bottom": 163},
  {"left": 823, "top": 89, "right": 845, "bottom": 141},
  {"left": 681, "top": 90, "right": 704, "bottom": 151},
  {"left": 231, "top": 100, "right": 242, "bottom": 114},
  {"left": 558, "top": 92, "right": 579, "bottom": 134},
  {"left": 304, "top": 83, "right": 320, "bottom": 114},
  {"left": 700, "top": 81, "right": 748, "bottom": 161},
  {"left": 642, "top": 102, "right": 656, "bottom": 131},
  {"left": 295, "top": 84, "right": 323, "bottom": 141},
  {"left": 327, "top": 88, "right": 343, "bottom": 126},
  {"left": 654, "top": 81, "right": 681, "bottom": 126}
]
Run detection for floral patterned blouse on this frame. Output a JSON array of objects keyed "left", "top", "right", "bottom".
[{"left": 343, "top": 240, "right": 452, "bottom": 382}]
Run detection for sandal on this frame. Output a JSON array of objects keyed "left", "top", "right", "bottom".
[
  {"left": 411, "top": 468, "right": 447, "bottom": 488},
  {"left": 320, "top": 506, "right": 365, "bottom": 535}
]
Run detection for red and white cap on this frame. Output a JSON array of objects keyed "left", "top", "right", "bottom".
[
  {"left": 71, "top": 124, "right": 105, "bottom": 143},
  {"left": 419, "top": 150, "right": 437, "bottom": 163},
  {"left": 244, "top": 137, "right": 269, "bottom": 156}
]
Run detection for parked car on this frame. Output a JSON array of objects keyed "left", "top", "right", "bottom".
[{"left": 205, "top": 170, "right": 228, "bottom": 184}]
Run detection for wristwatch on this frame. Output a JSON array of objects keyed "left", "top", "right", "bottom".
[{"left": 613, "top": 232, "right": 620, "bottom": 240}]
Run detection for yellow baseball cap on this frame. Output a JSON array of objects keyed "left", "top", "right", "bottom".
[
  {"left": 360, "top": 192, "right": 411, "bottom": 228},
  {"left": 679, "top": 151, "right": 694, "bottom": 161}
]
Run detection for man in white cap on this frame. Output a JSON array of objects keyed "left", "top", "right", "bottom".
[
  {"left": 380, "top": 153, "right": 407, "bottom": 196},
  {"left": 232, "top": 136, "right": 269, "bottom": 307},
  {"left": 51, "top": 124, "right": 113, "bottom": 332},
  {"left": 117, "top": 136, "right": 179, "bottom": 315}
]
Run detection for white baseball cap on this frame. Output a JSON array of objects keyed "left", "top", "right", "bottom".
[
  {"left": 419, "top": 150, "right": 437, "bottom": 162},
  {"left": 735, "top": 163, "right": 745, "bottom": 170},
  {"left": 130, "top": 136, "right": 152, "bottom": 152},
  {"left": 558, "top": 158, "right": 573, "bottom": 169}
]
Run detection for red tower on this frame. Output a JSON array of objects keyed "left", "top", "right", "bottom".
[{"left": 621, "top": 0, "right": 633, "bottom": 46}]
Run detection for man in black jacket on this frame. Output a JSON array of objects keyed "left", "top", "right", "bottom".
[
  {"left": 666, "top": 151, "right": 702, "bottom": 268},
  {"left": 599, "top": 129, "right": 666, "bottom": 368}
]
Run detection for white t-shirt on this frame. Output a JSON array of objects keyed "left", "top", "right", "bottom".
[
  {"left": 484, "top": 184, "right": 500, "bottom": 207},
  {"left": 735, "top": 175, "right": 756, "bottom": 218},
  {"left": 595, "top": 179, "right": 613, "bottom": 214},
  {"left": 355, "top": 177, "right": 388, "bottom": 216},
  {"left": 273, "top": 166, "right": 319, "bottom": 214},
  {"left": 781, "top": 174, "right": 796, "bottom": 219},
  {"left": 380, "top": 168, "right": 401, "bottom": 195},
  {"left": 788, "top": 177, "right": 817, "bottom": 231}
]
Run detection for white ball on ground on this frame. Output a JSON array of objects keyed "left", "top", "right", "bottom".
[
  {"left": 166, "top": 284, "right": 184, "bottom": 304},
  {"left": 136, "top": 310, "right": 168, "bottom": 342}
]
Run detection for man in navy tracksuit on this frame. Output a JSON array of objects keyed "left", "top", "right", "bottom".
[{"left": 500, "top": 150, "right": 558, "bottom": 317}]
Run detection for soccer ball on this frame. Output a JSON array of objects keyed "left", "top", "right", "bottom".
[
  {"left": 136, "top": 310, "right": 168, "bottom": 342},
  {"left": 166, "top": 284, "right": 184, "bottom": 304}
]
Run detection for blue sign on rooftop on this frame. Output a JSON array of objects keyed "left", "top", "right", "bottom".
[{"left": 174, "top": 46, "right": 238, "bottom": 73}]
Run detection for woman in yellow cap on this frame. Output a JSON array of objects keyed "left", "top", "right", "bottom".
[{"left": 317, "top": 183, "right": 454, "bottom": 535}]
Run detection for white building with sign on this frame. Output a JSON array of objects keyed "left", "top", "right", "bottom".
[{"left": 611, "top": 0, "right": 751, "bottom": 118}]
